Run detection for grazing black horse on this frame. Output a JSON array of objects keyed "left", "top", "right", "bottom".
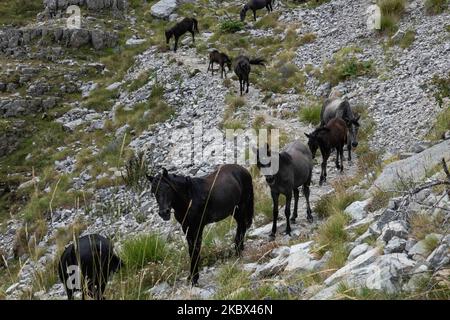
[
  {"left": 320, "top": 98, "right": 360, "bottom": 161},
  {"left": 256, "top": 141, "right": 313, "bottom": 239},
  {"left": 233, "top": 55, "right": 265, "bottom": 96},
  {"left": 165, "top": 17, "right": 199, "bottom": 52},
  {"left": 305, "top": 118, "right": 348, "bottom": 186},
  {"left": 58, "top": 234, "right": 122, "bottom": 300},
  {"left": 208, "top": 50, "right": 232, "bottom": 78},
  {"left": 240, "top": 0, "right": 274, "bottom": 22},
  {"left": 147, "top": 164, "right": 254, "bottom": 285}
]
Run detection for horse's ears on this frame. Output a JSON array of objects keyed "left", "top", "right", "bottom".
[
  {"left": 355, "top": 115, "right": 361, "bottom": 122},
  {"left": 304, "top": 133, "right": 310, "bottom": 138},
  {"left": 146, "top": 174, "right": 154, "bottom": 183},
  {"left": 162, "top": 168, "right": 169, "bottom": 177}
]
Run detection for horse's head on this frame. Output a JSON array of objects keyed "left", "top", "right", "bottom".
[
  {"left": 253, "top": 143, "right": 278, "bottom": 186},
  {"left": 344, "top": 114, "right": 360, "bottom": 148},
  {"left": 147, "top": 168, "right": 175, "bottom": 221},
  {"left": 226, "top": 57, "right": 232, "bottom": 71},
  {"left": 240, "top": 5, "right": 248, "bottom": 22},
  {"left": 304, "top": 128, "right": 328, "bottom": 159}
]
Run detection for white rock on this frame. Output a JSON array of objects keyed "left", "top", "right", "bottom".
[
  {"left": 344, "top": 200, "right": 369, "bottom": 221},
  {"left": 426, "top": 243, "right": 449, "bottom": 270},
  {"left": 324, "top": 248, "right": 380, "bottom": 286},
  {"left": 150, "top": 0, "right": 178, "bottom": 19},
  {"left": 384, "top": 236, "right": 407, "bottom": 254},
  {"left": 380, "top": 220, "right": 408, "bottom": 243},
  {"left": 106, "top": 82, "right": 122, "bottom": 91},
  {"left": 347, "top": 243, "right": 371, "bottom": 262}
]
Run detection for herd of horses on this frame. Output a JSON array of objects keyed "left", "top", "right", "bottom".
[{"left": 57, "top": 3, "right": 362, "bottom": 299}]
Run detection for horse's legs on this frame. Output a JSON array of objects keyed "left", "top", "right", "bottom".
[
  {"left": 253, "top": 10, "right": 257, "bottom": 21},
  {"left": 187, "top": 227, "right": 203, "bottom": 285},
  {"left": 320, "top": 152, "right": 329, "bottom": 186},
  {"left": 284, "top": 193, "right": 292, "bottom": 235},
  {"left": 347, "top": 139, "right": 352, "bottom": 162},
  {"left": 174, "top": 36, "right": 179, "bottom": 52},
  {"left": 340, "top": 145, "right": 344, "bottom": 172},
  {"left": 335, "top": 147, "right": 340, "bottom": 169},
  {"left": 234, "top": 220, "right": 246, "bottom": 255},
  {"left": 303, "top": 182, "right": 313, "bottom": 223},
  {"left": 239, "top": 78, "right": 243, "bottom": 96},
  {"left": 291, "top": 188, "right": 299, "bottom": 223},
  {"left": 190, "top": 31, "right": 195, "bottom": 43},
  {"left": 270, "top": 191, "right": 279, "bottom": 239},
  {"left": 245, "top": 74, "right": 249, "bottom": 93},
  {"left": 220, "top": 63, "right": 224, "bottom": 79}
]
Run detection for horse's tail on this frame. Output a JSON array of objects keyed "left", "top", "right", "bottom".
[
  {"left": 243, "top": 174, "right": 254, "bottom": 229},
  {"left": 192, "top": 18, "right": 199, "bottom": 33},
  {"left": 249, "top": 58, "right": 266, "bottom": 67}
]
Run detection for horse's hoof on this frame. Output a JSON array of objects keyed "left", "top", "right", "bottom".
[
  {"left": 307, "top": 216, "right": 314, "bottom": 223},
  {"left": 269, "top": 233, "right": 276, "bottom": 241},
  {"left": 290, "top": 217, "right": 296, "bottom": 223}
]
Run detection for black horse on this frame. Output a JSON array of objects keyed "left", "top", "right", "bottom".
[
  {"left": 208, "top": 50, "right": 232, "bottom": 78},
  {"left": 233, "top": 55, "right": 265, "bottom": 95},
  {"left": 147, "top": 164, "right": 254, "bottom": 285},
  {"left": 58, "top": 234, "right": 122, "bottom": 300},
  {"left": 165, "top": 17, "right": 199, "bottom": 52},
  {"left": 240, "top": 0, "right": 274, "bottom": 22},
  {"left": 320, "top": 98, "right": 360, "bottom": 161},
  {"left": 256, "top": 141, "right": 313, "bottom": 239}
]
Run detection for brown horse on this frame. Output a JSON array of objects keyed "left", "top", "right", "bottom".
[
  {"left": 305, "top": 118, "right": 348, "bottom": 186},
  {"left": 147, "top": 164, "right": 254, "bottom": 285}
]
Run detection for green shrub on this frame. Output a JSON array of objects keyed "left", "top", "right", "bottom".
[
  {"left": 299, "top": 103, "right": 322, "bottom": 125},
  {"left": 399, "top": 30, "right": 416, "bottom": 48},
  {"left": 220, "top": 20, "right": 245, "bottom": 33},
  {"left": 425, "top": 0, "right": 449, "bottom": 15},
  {"left": 121, "top": 234, "right": 169, "bottom": 270},
  {"left": 314, "top": 212, "right": 351, "bottom": 267},
  {"left": 320, "top": 48, "right": 374, "bottom": 85},
  {"left": 122, "top": 152, "right": 149, "bottom": 192},
  {"left": 378, "top": 0, "right": 406, "bottom": 33}
]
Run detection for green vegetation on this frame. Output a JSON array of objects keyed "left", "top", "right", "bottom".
[
  {"left": 214, "top": 263, "right": 289, "bottom": 299},
  {"left": 367, "top": 189, "right": 394, "bottom": 212},
  {"left": 314, "top": 186, "right": 362, "bottom": 219},
  {"left": 410, "top": 212, "right": 445, "bottom": 240},
  {"left": 430, "top": 73, "right": 450, "bottom": 107},
  {"left": 320, "top": 47, "right": 374, "bottom": 85},
  {"left": 121, "top": 234, "right": 169, "bottom": 270},
  {"left": 122, "top": 152, "right": 150, "bottom": 192},
  {"left": 220, "top": 20, "right": 245, "bottom": 33},
  {"left": 425, "top": 0, "right": 449, "bottom": 15},
  {"left": 378, "top": 0, "right": 406, "bottom": 33},
  {"left": 0, "top": 0, "right": 42, "bottom": 26},
  {"left": 254, "top": 12, "right": 281, "bottom": 30},
  {"left": 115, "top": 84, "right": 174, "bottom": 135},
  {"left": 299, "top": 102, "right": 322, "bottom": 125},
  {"left": 399, "top": 30, "right": 416, "bottom": 48},
  {"left": 314, "top": 212, "right": 351, "bottom": 270}
]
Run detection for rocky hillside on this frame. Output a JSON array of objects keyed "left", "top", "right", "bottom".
[{"left": 0, "top": 0, "right": 449, "bottom": 300}]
